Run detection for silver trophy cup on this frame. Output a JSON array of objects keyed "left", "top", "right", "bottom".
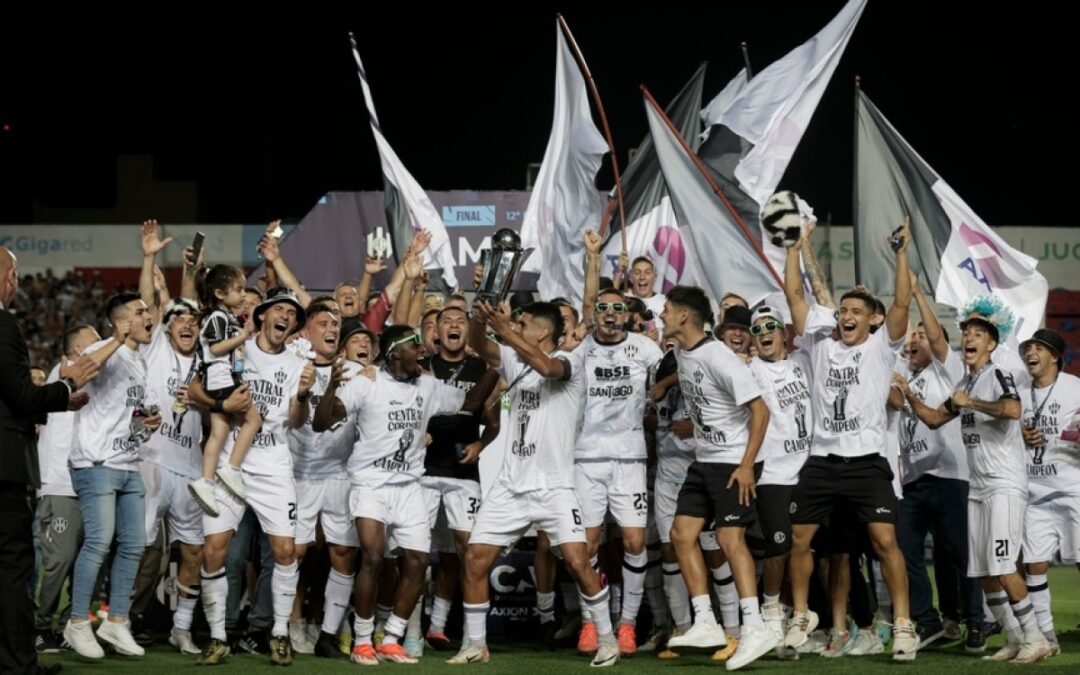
[{"left": 476, "top": 228, "right": 533, "bottom": 306}]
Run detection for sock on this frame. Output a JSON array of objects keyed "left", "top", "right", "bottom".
[
  {"left": 985, "top": 591, "right": 1021, "bottom": 645},
  {"left": 464, "top": 602, "right": 489, "bottom": 649},
  {"left": 406, "top": 603, "right": 422, "bottom": 640},
  {"left": 740, "top": 596, "right": 764, "bottom": 630},
  {"left": 620, "top": 551, "right": 648, "bottom": 625},
  {"left": 663, "top": 563, "right": 691, "bottom": 632},
  {"left": 872, "top": 560, "right": 891, "bottom": 620},
  {"left": 561, "top": 582, "right": 581, "bottom": 615},
  {"left": 1009, "top": 597, "right": 1042, "bottom": 644},
  {"left": 200, "top": 567, "right": 228, "bottom": 641},
  {"left": 691, "top": 594, "right": 718, "bottom": 626},
  {"left": 354, "top": 615, "right": 374, "bottom": 646},
  {"left": 430, "top": 596, "right": 452, "bottom": 634},
  {"left": 643, "top": 553, "right": 668, "bottom": 632},
  {"left": 536, "top": 591, "right": 556, "bottom": 624},
  {"left": 763, "top": 593, "right": 780, "bottom": 608},
  {"left": 173, "top": 586, "right": 199, "bottom": 631},
  {"left": 711, "top": 564, "right": 739, "bottom": 636},
  {"left": 1026, "top": 574, "right": 1057, "bottom": 641},
  {"left": 271, "top": 561, "right": 299, "bottom": 638},
  {"left": 382, "top": 613, "right": 407, "bottom": 646},
  {"left": 610, "top": 583, "right": 622, "bottom": 620},
  {"left": 321, "top": 569, "right": 355, "bottom": 636},
  {"left": 583, "top": 587, "right": 615, "bottom": 644}
]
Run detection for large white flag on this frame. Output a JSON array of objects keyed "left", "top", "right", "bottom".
[
  {"left": 350, "top": 36, "right": 458, "bottom": 290},
  {"left": 520, "top": 22, "right": 608, "bottom": 305}
]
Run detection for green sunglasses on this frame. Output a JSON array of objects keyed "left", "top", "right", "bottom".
[
  {"left": 388, "top": 332, "right": 422, "bottom": 352},
  {"left": 750, "top": 321, "right": 784, "bottom": 336},
  {"left": 595, "top": 302, "right": 627, "bottom": 313}
]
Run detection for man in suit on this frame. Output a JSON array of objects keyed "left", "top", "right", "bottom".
[{"left": 1, "top": 246, "right": 97, "bottom": 675}]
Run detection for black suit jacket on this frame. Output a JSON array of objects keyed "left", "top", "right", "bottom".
[{"left": 0, "top": 310, "right": 70, "bottom": 487}]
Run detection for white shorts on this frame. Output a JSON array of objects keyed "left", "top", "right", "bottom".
[
  {"left": 204, "top": 473, "right": 297, "bottom": 539},
  {"left": 968, "top": 493, "right": 1025, "bottom": 578},
  {"left": 295, "top": 478, "right": 360, "bottom": 548},
  {"left": 350, "top": 482, "right": 429, "bottom": 554},
  {"left": 469, "top": 483, "right": 587, "bottom": 549},
  {"left": 574, "top": 460, "right": 648, "bottom": 529},
  {"left": 422, "top": 476, "right": 482, "bottom": 533},
  {"left": 653, "top": 476, "right": 684, "bottom": 545},
  {"left": 140, "top": 461, "right": 203, "bottom": 546},
  {"left": 1023, "top": 496, "right": 1080, "bottom": 564}
]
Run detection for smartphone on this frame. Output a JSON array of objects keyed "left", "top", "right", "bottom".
[{"left": 191, "top": 231, "right": 206, "bottom": 265}]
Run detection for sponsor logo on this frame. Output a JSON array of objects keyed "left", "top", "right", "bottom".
[
  {"left": 723, "top": 514, "right": 740, "bottom": 522},
  {"left": 875, "top": 507, "right": 891, "bottom": 514},
  {"left": 274, "top": 370, "right": 287, "bottom": 385}
]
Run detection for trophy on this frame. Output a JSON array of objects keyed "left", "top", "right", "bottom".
[{"left": 476, "top": 228, "right": 533, "bottom": 305}]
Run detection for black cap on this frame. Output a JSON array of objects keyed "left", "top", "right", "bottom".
[
  {"left": 254, "top": 287, "right": 306, "bottom": 333},
  {"left": 719, "top": 305, "right": 753, "bottom": 331},
  {"left": 340, "top": 317, "right": 376, "bottom": 346},
  {"left": 959, "top": 315, "right": 1000, "bottom": 344},
  {"left": 1019, "top": 328, "right": 1065, "bottom": 360}
]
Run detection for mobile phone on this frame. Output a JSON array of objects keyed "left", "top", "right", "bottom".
[{"left": 191, "top": 231, "right": 206, "bottom": 265}]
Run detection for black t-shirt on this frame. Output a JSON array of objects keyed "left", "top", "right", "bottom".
[{"left": 422, "top": 354, "right": 489, "bottom": 481}]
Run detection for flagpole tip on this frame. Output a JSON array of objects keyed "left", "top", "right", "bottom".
[{"left": 854, "top": 74, "right": 862, "bottom": 89}]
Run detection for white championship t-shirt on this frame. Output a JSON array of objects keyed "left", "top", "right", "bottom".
[
  {"left": 676, "top": 337, "right": 762, "bottom": 464},
  {"left": 896, "top": 349, "right": 967, "bottom": 485},
  {"left": 1021, "top": 372, "right": 1080, "bottom": 501},
  {"left": 960, "top": 363, "right": 1027, "bottom": 500},
  {"left": 337, "top": 368, "right": 465, "bottom": 488},
  {"left": 750, "top": 351, "right": 812, "bottom": 486},
  {"left": 141, "top": 325, "right": 203, "bottom": 479},
  {"left": 37, "top": 363, "right": 77, "bottom": 496},
  {"left": 289, "top": 361, "right": 362, "bottom": 480},
  {"left": 575, "top": 332, "right": 663, "bottom": 462}
]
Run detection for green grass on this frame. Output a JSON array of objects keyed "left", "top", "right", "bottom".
[{"left": 41, "top": 567, "right": 1080, "bottom": 673}]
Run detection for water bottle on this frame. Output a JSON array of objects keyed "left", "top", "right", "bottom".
[{"left": 233, "top": 342, "right": 245, "bottom": 376}]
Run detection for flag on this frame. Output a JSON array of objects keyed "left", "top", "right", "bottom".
[
  {"left": 519, "top": 22, "right": 608, "bottom": 305},
  {"left": 644, "top": 90, "right": 782, "bottom": 305},
  {"left": 855, "top": 89, "right": 1047, "bottom": 341},
  {"left": 701, "top": 0, "right": 866, "bottom": 276},
  {"left": 350, "top": 35, "right": 458, "bottom": 291},
  {"left": 599, "top": 63, "right": 708, "bottom": 292}
]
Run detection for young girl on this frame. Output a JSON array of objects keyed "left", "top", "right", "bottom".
[{"left": 188, "top": 264, "right": 262, "bottom": 517}]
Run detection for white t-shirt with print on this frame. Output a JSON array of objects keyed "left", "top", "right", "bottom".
[
  {"left": 289, "top": 361, "right": 362, "bottom": 480},
  {"left": 896, "top": 349, "right": 967, "bottom": 485},
  {"left": 1020, "top": 372, "right": 1080, "bottom": 501},
  {"left": 750, "top": 351, "right": 812, "bottom": 486},
  {"left": 141, "top": 325, "right": 203, "bottom": 479},
  {"left": 37, "top": 363, "right": 76, "bottom": 496},
  {"left": 960, "top": 363, "right": 1027, "bottom": 500}
]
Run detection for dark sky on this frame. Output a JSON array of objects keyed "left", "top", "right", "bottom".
[{"left": 0, "top": 4, "right": 1069, "bottom": 226}]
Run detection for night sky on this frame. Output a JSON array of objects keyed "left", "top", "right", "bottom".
[{"left": 0, "top": 4, "right": 1068, "bottom": 226}]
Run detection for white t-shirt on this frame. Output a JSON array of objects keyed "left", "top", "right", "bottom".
[
  {"left": 219, "top": 337, "right": 304, "bottom": 477},
  {"left": 493, "top": 344, "right": 585, "bottom": 493},
  {"left": 1020, "top": 372, "right": 1080, "bottom": 501},
  {"left": 801, "top": 305, "right": 903, "bottom": 459},
  {"left": 37, "top": 363, "right": 76, "bottom": 496},
  {"left": 676, "top": 338, "right": 762, "bottom": 464},
  {"left": 896, "top": 349, "right": 968, "bottom": 485},
  {"left": 960, "top": 363, "right": 1027, "bottom": 500},
  {"left": 575, "top": 332, "right": 663, "bottom": 461},
  {"left": 337, "top": 368, "right": 464, "bottom": 488},
  {"left": 141, "top": 325, "right": 203, "bottom": 479},
  {"left": 289, "top": 361, "right": 362, "bottom": 480},
  {"left": 70, "top": 340, "right": 154, "bottom": 471},
  {"left": 199, "top": 308, "right": 242, "bottom": 391},
  {"left": 750, "top": 352, "right": 812, "bottom": 486}
]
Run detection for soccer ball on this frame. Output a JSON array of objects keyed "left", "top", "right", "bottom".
[{"left": 761, "top": 190, "right": 806, "bottom": 248}]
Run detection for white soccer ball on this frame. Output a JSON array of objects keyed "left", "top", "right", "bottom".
[{"left": 761, "top": 190, "right": 806, "bottom": 248}]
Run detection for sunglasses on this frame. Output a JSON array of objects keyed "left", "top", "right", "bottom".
[
  {"left": 595, "top": 302, "right": 627, "bottom": 313},
  {"left": 750, "top": 321, "right": 784, "bottom": 336},
  {"left": 388, "top": 332, "right": 422, "bottom": 352}
]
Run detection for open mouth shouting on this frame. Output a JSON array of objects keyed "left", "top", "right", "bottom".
[{"left": 272, "top": 320, "right": 290, "bottom": 341}]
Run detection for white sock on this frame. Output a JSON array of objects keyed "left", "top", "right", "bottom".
[
  {"left": 620, "top": 551, "right": 648, "bottom": 625},
  {"left": 663, "top": 563, "right": 691, "bottom": 632},
  {"left": 321, "top": 569, "right": 355, "bottom": 635},
  {"left": 536, "top": 591, "right": 556, "bottom": 624},
  {"left": 174, "top": 590, "right": 199, "bottom": 631},
  {"left": 691, "top": 594, "right": 718, "bottom": 626},
  {"left": 1009, "top": 597, "right": 1042, "bottom": 644},
  {"left": 406, "top": 603, "right": 422, "bottom": 640},
  {"left": 200, "top": 567, "right": 228, "bottom": 641},
  {"left": 763, "top": 593, "right": 780, "bottom": 608},
  {"left": 872, "top": 559, "right": 891, "bottom": 619},
  {"left": 643, "top": 553, "right": 668, "bottom": 631},
  {"left": 985, "top": 591, "right": 1021, "bottom": 645},
  {"left": 711, "top": 564, "right": 739, "bottom": 636},
  {"left": 382, "top": 613, "right": 408, "bottom": 646},
  {"left": 583, "top": 587, "right": 615, "bottom": 644},
  {"left": 271, "top": 561, "right": 299, "bottom": 638},
  {"left": 464, "top": 602, "right": 489, "bottom": 649},
  {"left": 740, "top": 596, "right": 764, "bottom": 629},
  {"left": 354, "top": 614, "right": 375, "bottom": 646},
  {"left": 430, "top": 596, "right": 452, "bottom": 634},
  {"left": 1026, "top": 574, "right": 1057, "bottom": 641}
]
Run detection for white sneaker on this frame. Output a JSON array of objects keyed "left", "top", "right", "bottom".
[
  {"left": 63, "top": 620, "right": 104, "bottom": 659},
  {"left": 188, "top": 477, "right": 220, "bottom": 517},
  {"left": 847, "top": 628, "right": 884, "bottom": 656},
  {"left": 1013, "top": 637, "right": 1053, "bottom": 664},
  {"left": 97, "top": 620, "right": 146, "bottom": 657},
  {"left": 591, "top": 640, "right": 620, "bottom": 667},
  {"left": 726, "top": 625, "right": 779, "bottom": 671},
  {"left": 446, "top": 644, "right": 490, "bottom": 664},
  {"left": 169, "top": 627, "right": 201, "bottom": 655},
  {"left": 762, "top": 602, "right": 784, "bottom": 642},
  {"left": 215, "top": 465, "right": 247, "bottom": 502},
  {"left": 983, "top": 641, "right": 1021, "bottom": 661},
  {"left": 782, "top": 610, "right": 819, "bottom": 649},
  {"left": 290, "top": 621, "right": 315, "bottom": 654},
  {"left": 798, "top": 629, "right": 829, "bottom": 655},
  {"left": 667, "top": 621, "right": 728, "bottom": 649},
  {"left": 891, "top": 618, "right": 919, "bottom": 662}
]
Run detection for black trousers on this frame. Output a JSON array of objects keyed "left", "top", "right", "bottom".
[{"left": 0, "top": 482, "right": 37, "bottom": 674}]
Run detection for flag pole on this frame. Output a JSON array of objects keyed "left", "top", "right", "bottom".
[
  {"left": 557, "top": 14, "right": 628, "bottom": 255},
  {"left": 740, "top": 41, "right": 754, "bottom": 79},
  {"left": 642, "top": 85, "right": 783, "bottom": 288},
  {"left": 852, "top": 75, "right": 862, "bottom": 285}
]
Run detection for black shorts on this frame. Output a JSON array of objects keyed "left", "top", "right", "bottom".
[
  {"left": 208, "top": 383, "right": 241, "bottom": 402},
  {"left": 811, "top": 506, "right": 873, "bottom": 556},
  {"left": 756, "top": 484, "right": 794, "bottom": 558},
  {"left": 675, "top": 462, "right": 757, "bottom": 528},
  {"left": 790, "top": 455, "right": 898, "bottom": 526}
]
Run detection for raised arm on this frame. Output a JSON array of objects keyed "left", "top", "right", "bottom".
[
  {"left": 180, "top": 244, "right": 204, "bottom": 305},
  {"left": 139, "top": 219, "right": 172, "bottom": 321},
  {"left": 911, "top": 272, "right": 949, "bottom": 363},
  {"left": 581, "top": 229, "right": 603, "bottom": 328},
  {"left": 784, "top": 232, "right": 811, "bottom": 336},
  {"left": 468, "top": 305, "right": 501, "bottom": 369},
  {"left": 355, "top": 257, "right": 386, "bottom": 313},
  {"left": 392, "top": 255, "right": 423, "bottom": 326},
  {"left": 258, "top": 221, "right": 312, "bottom": 307},
  {"left": 474, "top": 300, "right": 568, "bottom": 380},
  {"left": 800, "top": 224, "right": 835, "bottom": 309},
  {"left": 886, "top": 217, "right": 912, "bottom": 342}
]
